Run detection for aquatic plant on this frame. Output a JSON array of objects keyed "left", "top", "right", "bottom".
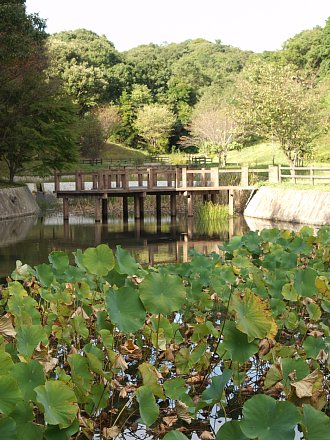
[{"left": 0, "top": 226, "right": 329, "bottom": 438}]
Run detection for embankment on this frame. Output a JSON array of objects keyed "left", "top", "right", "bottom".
[
  {"left": 244, "top": 187, "right": 330, "bottom": 226},
  {"left": 0, "top": 186, "right": 40, "bottom": 220}
]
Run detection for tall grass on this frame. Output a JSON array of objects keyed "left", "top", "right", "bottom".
[{"left": 196, "top": 202, "right": 229, "bottom": 222}]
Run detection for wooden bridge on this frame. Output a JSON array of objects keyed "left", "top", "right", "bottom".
[{"left": 54, "top": 165, "right": 330, "bottom": 222}]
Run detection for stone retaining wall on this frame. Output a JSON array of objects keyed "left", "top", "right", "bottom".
[
  {"left": 244, "top": 187, "right": 330, "bottom": 226},
  {"left": 0, "top": 187, "right": 40, "bottom": 219}
]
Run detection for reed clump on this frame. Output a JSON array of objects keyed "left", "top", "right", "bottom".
[{"left": 196, "top": 201, "right": 229, "bottom": 222}]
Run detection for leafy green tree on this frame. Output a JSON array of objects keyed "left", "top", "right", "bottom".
[
  {"left": 0, "top": 0, "right": 79, "bottom": 182},
  {"left": 79, "top": 113, "right": 105, "bottom": 160},
  {"left": 133, "top": 104, "right": 176, "bottom": 153},
  {"left": 233, "top": 60, "right": 321, "bottom": 167},
  {"left": 47, "top": 29, "right": 123, "bottom": 112}
]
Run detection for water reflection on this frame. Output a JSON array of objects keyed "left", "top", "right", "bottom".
[
  {"left": 0, "top": 212, "right": 320, "bottom": 280},
  {"left": 0, "top": 213, "right": 249, "bottom": 278}
]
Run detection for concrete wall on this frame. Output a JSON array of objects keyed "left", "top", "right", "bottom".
[
  {"left": 244, "top": 187, "right": 330, "bottom": 226},
  {"left": 0, "top": 187, "right": 40, "bottom": 220}
]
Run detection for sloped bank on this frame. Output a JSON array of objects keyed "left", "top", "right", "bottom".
[
  {"left": 0, "top": 186, "right": 39, "bottom": 219},
  {"left": 244, "top": 187, "right": 330, "bottom": 226}
]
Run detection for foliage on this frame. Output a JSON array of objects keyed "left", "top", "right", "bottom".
[
  {"left": 0, "top": 226, "right": 329, "bottom": 438},
  {"left": 0, "top": 1, "right": 79, "bottom": 182},
  {"left": 47, "top": 29, "right": 123, "bottom": 113},
  {"left": 233, "top": 60, "right": 322, "bottom": 167},
  {"left": 134, "top": 103, "right": 176, "bottom": 153},
  {"left": 188, "top": 89, "right": 237, "bottom": 165}
]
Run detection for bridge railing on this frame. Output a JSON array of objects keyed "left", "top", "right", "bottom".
[{"left": 55, "top": 166, "right": 261, "bottom": 192}]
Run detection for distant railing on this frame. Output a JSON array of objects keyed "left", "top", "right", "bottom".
[{"left": 269, "top": 166, "right": 330, "bottom": 185}]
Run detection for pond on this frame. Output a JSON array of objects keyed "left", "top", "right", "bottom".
[{"left": 0, "top": 210, "right": 317, "bottom": 280}]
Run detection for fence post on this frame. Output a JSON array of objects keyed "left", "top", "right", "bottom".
[
  {"left": 310, "top": 168, "right": 314, "bottom": 185},
  {"left": 182, "top": 167, "right": 187, "bottom": 189},
  {"left": 210, "top": 167, "right": 218, "bottom": 187},
  {"left": 268, "top": 165, "right": 280, "bottom": 183},
  {"left": 240, "top": 166, "right": 249, "bottom": 186}
]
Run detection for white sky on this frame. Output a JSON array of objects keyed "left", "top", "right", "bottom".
[{"left": 25, "top": 0, "right": 330, "bottom": 53}]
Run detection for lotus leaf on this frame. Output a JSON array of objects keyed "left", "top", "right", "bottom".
[
  {"left": 163, "top": 432, "right": 189, "bottom": 440},
  {"left": 216, "top": 420, "right": 249, "bottom": 439},
  {"left": 105, "top": 285, "right": 146, "bottom": 333},
  {"left": 232, "top": 290, "right": 276, "bottom": 340},
  {"left": 115, "top": 245, "right": 141, "bottom": 275},
  {"left": 201, "top": 369, "right": 232, "bottom": 404},
  {"left": 48, "top": 251, "right": 69, "bottom": 272},
  {"left": 301, "top": 404, "right": 330, "bottom": 440},
  {"left": 82, "top": 244, "right": 115, "bottom": 276},
  {"left": 0, "top": 376, "right": 22, "bottom": 414},
  {"left": 136, "top": 385, "right": 159, "bottom": 427},
  {"left": 139, "top": 272, "right": 186, "bottom": 315},
  {"left": 240, "top": 394, "right": 301, "bottom": 440},
  {"left": 12, "top": 360, "right": 45, "bottom": 401},
  {"left": 0, "top": 417, "right": 16, "bottom": 440},
  {"left": 221, "top": 321, "right": 259, "bottom": 362},
  {"left": 35, "top": 381, "right": 78, "bottom": 428}
]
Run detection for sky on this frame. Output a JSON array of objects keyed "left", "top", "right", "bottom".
[{"left": 25, "top": 0, "right": 330, "bottom": 53}]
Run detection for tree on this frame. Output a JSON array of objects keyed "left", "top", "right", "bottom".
[
  {"left": 79, "top": 113, "right": 105, "bottom": 160},
  {"left": 47, "top": 29, "right": 123, "bottom": 112},
  {"left": 233, "top": 60, "right": 321, "bottom": 167},
  {"left": 133, "top": 104, "right": 176, "bottom": 153},
  {"left": 188, "top": 88, "right": 237, "bottom": 165},
  {"left": 0, "top": 1, "right": 79, "bottom": 182}
]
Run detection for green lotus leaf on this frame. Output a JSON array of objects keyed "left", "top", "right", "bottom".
[
  {"left": 48, "top": 251, "right": 69, "bottom": 273},
  {"left": 0, "top": 376, "right": 22, "bottom": 415},
  {"left": 303, "top": 336, "right": 326, "bottom": 359},
  {"left": 136, "top": 385, "right": 159, "bottom": 427},
  {"left": 11, "top": 360, "right": 45, "bottom": 401},
  {"left": 8, "top": 293, "right": 40, "bottom": 326},
  {"left": 201, "top": 369, "right": 232, "bottom": 404},
  {"left": 306, "top": 303, "right": 322, "bottom": 321},
  {"left": 281, "top": 283, "right": 299, "bottom": 301},
  {"left": 294, "top": 268, "right": 318, "bottom": 297},
  {"left": 16, "top": 325, "right": 48, "bottom": 359},
  {"left": 35, "top": 264, "right": 54, "bottom": 287},
  {"left": 240, "top": 394, "right": 301, "bottom": 440},
  {"left": 82, "top": 244, "right": 115, "bottom": 276},
  {"left": 105, "top": 285, "right": 146, "bottom": 333},
  {"left": 85, "top": 383, "right": 110, "bottom": 416},
  {"left": 232, "top": 290, "right": 276, "bottom": 340},
  {"left": 163, "top": 378, "right": 188, "bottom": 400},
  {"left": 44, "top": 419, "right": 79, "bottom": 440},
  {"left": 35, "top": 381, "right": 78, "bottom": 429},
  {"left": 301, "top": 404, "right": 330, "bottom": 440},
  {"left": 0, "top": 350, "right": 14, "bottom": 373},
  {"left": 216, "top": 420, "right": 249, "bottom": 439},
  {"left": 68, "top": 354, "right": 93, "bottom": 396},
  {"left": 10, "top": 401, "right": 44, "bottom": 440},
  {"left": 115, "top": 245, "right": 141, "bottom": 275},
  {"left": 138, "top": 362, "right": 165, "bottom": 399},
  {"left": 0, "top": 417, "right": 16, "bottom": 440},
  {"left": 163, "top": 432, "right": 189, "bottom": 440},
  {"left": 71, "top": 316, "right": 89, "bottom": 339},
  {"left": 139, "top": 272, "right": 186, "bottom": 315},
  {"left": 282, "top": 358, "right": 310, "bottom": 387},
  {"left": 8, "top": 281, "right": 27, "bottom": 297},
  {"left": 221, "top": 321, "right": 258, "bottom": 362}
]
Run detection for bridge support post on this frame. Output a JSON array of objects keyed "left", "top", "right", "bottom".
[
  {"left": 170, "top": 194, "right": 176, "bottom": 217},
  {"left": 139, "top": 194, "right": 145, "bottom": 219},
  {"left": 63, "top": 197, "right": 69, "bottom": 221},
  {"left": 211, "top": 192, "right": 217, "bottom": 203},
  {"left": 156, "top": 194, "right": 161, "bottom": 218},
  {"left": 95, "top": 198, "right": 101, "bottom": 222},
  {"left": 123, "top": 196, "right": 128, "bottom": 221},
  {"left": 102, "top": 197, "right": 108, "bottom": 223},
  {"left": 187, "top": 193, "right": 193, "bottom": 217},
  {"left": 134, "top": 195, "right": 141, "bottom": 219},
  {"left": 228, "top": 189, "right": 234, "bottom": 216}
]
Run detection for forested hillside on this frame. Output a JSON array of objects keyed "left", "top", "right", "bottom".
[{"left": 1, "top": 1, "right": 329, "bottom": 182}]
